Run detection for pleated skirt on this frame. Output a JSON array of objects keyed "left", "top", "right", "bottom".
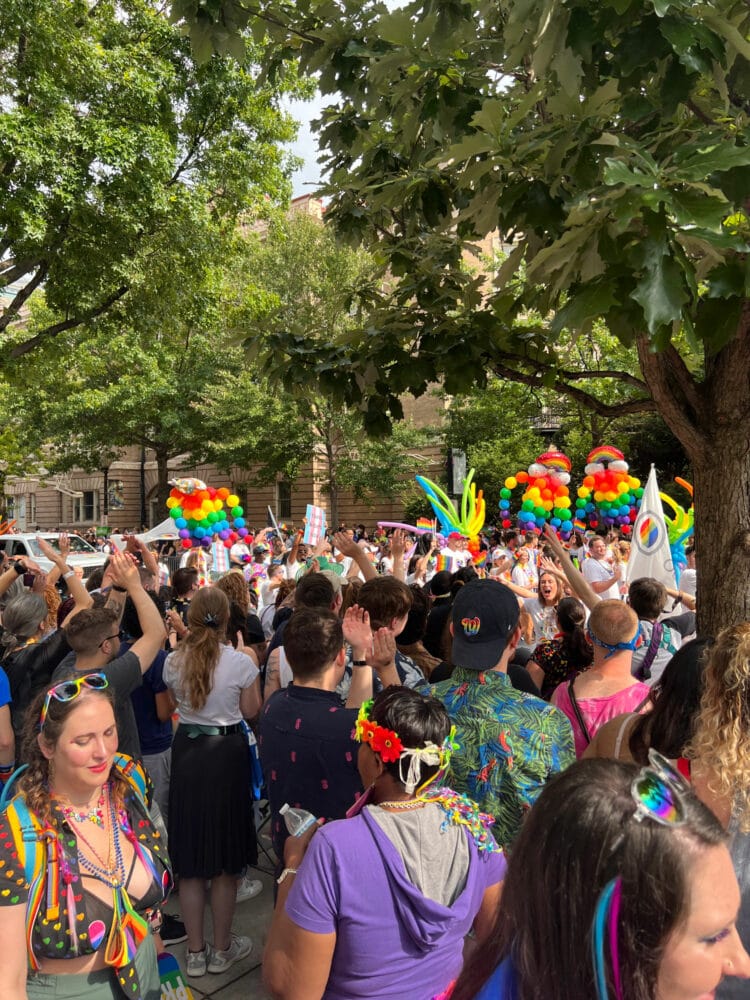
[{"left": 168, "top": 729, "right": 257, "bottom": 878}]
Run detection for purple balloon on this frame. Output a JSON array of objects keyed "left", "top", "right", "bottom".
[
  {"left": 219, "top": 529, "right": 230, "bottom": 540},
  {"left": 178, "top": 528, "right": 190, "bottom": 539},
  {"left": 201, "top": 536, "right": 212, "bottom": 548},
  {"left": 237, "top": 527, "right": 249, "bottom": 538}
]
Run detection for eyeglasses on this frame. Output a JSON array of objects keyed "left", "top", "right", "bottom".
[
  {"left": 631, "top": 749, "right": 688, "bottom": 827},
  {"left": 99, "top": 630, "right": 124, "bottom": 649},
  {"left": 39, "top": 673, "right": 109, "bottom": 731}
]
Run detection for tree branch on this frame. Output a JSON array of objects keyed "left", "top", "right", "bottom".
[
  {"left": 492, "top": 360, "right": 656, "bottom": 418},
  {"left": 635, "top": 336, "right": 707, "bottom": 457},
  {"left": 8, "top": 285, "right": 130, "bottom": 359},
  {"left": 493, "top": 347, "right": 649, "bottom": 393},
  {"left": 0, "top": 263, "right": 48, "bottom": 332}
]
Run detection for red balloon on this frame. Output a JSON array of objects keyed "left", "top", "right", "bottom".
[{"left": 180, "top": 538, "right": 191, "bottom": 549}]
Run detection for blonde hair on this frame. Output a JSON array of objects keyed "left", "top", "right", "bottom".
[
  {"left": 172, "top": 588, "right": 229, "bottom": 710},
  {"left": 688, "top": 623, "right": 750, "bottom": 831}
]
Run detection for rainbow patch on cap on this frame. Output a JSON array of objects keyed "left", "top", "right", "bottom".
[
  {"left": 461, "top": 616, "right": 481, "bottom": 637},
  {"left": 538, "top": 451, "right": 571, "bottom": 472},
  {"left": 587, "top": 445, "right": 625, "bottom": 464}
]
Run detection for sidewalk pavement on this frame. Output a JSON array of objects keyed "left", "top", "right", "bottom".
[{"left": 164, "top": 844, "right": 277, "bottom": 999}]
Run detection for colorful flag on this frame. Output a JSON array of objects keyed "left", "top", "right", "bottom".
[
  {"left": 303, "top": 504, "right": 327, "bottom": 546},
  {"left": 625, "top": 466, "right": 676, "bottom": 591}
]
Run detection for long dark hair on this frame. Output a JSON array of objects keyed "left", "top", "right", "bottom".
[
  {"left": 450, "top": 759, "right": 726, "bottom": 1000},
  {"left": 556, "top": 597, "right": 593, "bottom": 668},
  {"left": 629, "top": 637, "right": 712, "bottom": 763}
]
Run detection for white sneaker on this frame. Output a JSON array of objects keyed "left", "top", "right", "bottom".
[
  {"left": 186, "top": 944, "right": 211, "bottom": 977},
  {"left": 236, "top": 873, "right": 263, "bottom": 903},
  {"left": 207, "top": 934, "right": 253, "bottom": 974}
]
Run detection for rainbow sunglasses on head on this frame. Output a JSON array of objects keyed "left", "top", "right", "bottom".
[
  {"left": 39, "top": 673, "right": 109, "bottom": 732},
  {"left": 593, "top": 749, "right": 691, "bottom": 1000},
  {"left": 630, "top": 748, "right": 689, "bottom": 827}
]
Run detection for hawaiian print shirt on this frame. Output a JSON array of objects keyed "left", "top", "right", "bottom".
[{"left": 430, "top": 667, "right": 575, "bottom": 849}]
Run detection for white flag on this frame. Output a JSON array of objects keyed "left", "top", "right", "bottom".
[{"left": 626, "top": 466, "right": 676, "bottom": 591}]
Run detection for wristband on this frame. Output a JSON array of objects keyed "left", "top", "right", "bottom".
[
  {"left": 0, "top": 762, "right": 15, "bottom": 786},
  {"left": 276, "top": 867, "right": 298, "bottom": 885},
  {"left": 112, "top": 585, "right": 127, "bottom": 593},
  {"left": 352, "top": 659, "right": 368, "bottom": 667},
  {"left": 12, "top": 563, "right": 25, "bottom": 575},
  {"left": 62, "top": 569, "right": 75, "bottom": 580}
]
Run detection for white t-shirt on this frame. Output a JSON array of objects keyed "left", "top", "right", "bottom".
[
  {"left": 230, "top": 542, "right": 251, "bottom": 564},
  {"left": 441, "top": 549, "right": 472, "bottom": 573},
  {"left": 523, "top": 598, "right": 558, "bottom": 642},
  {"left": 582, "top": 557, "right": 620, "bottom": 601},
  {"left": 285, "top": 559, "right": 304, "bottom": 580},
  {"left": 511, "top": 563, "right": 537, "bottom": 590},
  {"left": 164, "top": 644, "right": 258, "bottom": 726}
]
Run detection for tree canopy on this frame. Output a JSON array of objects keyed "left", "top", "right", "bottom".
[
  {"left": 172, "top": 0, "right": 750, "bottom": 630},
  {"left": 0, "top": 0, "right": 303, "bottom": 358}
]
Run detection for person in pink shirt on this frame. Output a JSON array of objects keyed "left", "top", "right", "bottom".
[{"left": 552, "top": 600, "right": 649, "bottom": 757}]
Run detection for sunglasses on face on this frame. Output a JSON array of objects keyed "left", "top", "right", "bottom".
[{"left": 39, "top": 672, "right": 109, "bottom": 731}]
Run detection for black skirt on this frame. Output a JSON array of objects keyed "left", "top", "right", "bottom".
[{"left": 168, "top": 728, "right": 257, "bottom": 878}]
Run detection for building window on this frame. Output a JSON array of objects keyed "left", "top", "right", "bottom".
[
  {"left": 277, "top": 479, "right": 292, "bottom": 520},
  {"left": 73, "top": 490, "right": 99, "bottom": 523}
]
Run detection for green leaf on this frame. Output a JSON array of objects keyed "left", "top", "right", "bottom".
[{"left": 632, "top": 236, "right": 689, "bottom": 334}]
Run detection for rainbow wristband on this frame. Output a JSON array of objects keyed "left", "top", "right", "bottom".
[{"left": 0, "top": 762, "right": 15, "bottom": 786}]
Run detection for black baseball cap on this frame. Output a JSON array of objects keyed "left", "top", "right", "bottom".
[{"left": 451, "top": 579, "right": 520, "bottom": 671}]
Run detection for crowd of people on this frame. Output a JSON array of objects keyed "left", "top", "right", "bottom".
[{"left": 0, "top": 516, "right": 745, "bottom": 999}]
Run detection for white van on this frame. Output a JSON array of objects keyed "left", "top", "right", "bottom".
[{"left": 0, "top": 533, "right": 108, "bottom": 580}]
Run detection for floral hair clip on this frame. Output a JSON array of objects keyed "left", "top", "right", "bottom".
[{"left": 354, "top": 700, "right": 404, "bottom": 762}]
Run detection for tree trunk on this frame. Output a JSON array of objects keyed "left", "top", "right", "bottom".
[
  {"left": 155, "top": 448, "right": 171, "bottom": 519},
  {"left": 637, "top": 328, "right": 750, "bottom": 635},
  {"left": 326, "top": 438, "right": 340, "bottom": 530}
]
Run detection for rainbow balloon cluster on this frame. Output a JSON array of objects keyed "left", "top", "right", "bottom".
[
  {"left": 501, "top": 451, "right": 574, "bottom": 538},
  {"left": 166, "top": 477, "right": 248, "bottom": 550},
  {"left": 574, "top": 446, "right": 642, "bottom": 533}
]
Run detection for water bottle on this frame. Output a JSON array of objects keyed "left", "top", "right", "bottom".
[{"left": 279, "top": 803, "right": 317, "bottom": 837}]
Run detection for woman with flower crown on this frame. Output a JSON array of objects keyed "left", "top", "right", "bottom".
[
  {"left": 263, "top": 686, "right": 506, "bottom": 1000},
  {"left": 0, "top": 675, "right": 171, "bottom": 1000}
]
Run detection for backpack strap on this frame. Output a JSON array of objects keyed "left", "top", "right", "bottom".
[
  {"left": 113, "top": 752, "right": 151, "bottom": 811},
  {"left": 636, "top": 622, "right": 663, "bottom": 681},
  {"left": 0, "top": 763, "right": 29, "bottom": 812},
  {"left": 567, "top": 681, "right": 592, "bottom": 746}
]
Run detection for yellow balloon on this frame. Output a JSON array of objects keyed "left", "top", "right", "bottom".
[
  {"left": 505, "top": 476, "right": 517, "bottom": 490},
  {"left": 577, "top": 487, "right": 588, "bottom": 499},
  {"left": 214, "top": 499, "right": 224, "bottom": 511},
  {"left": 227, "top": 494, "right": 240, "bottom": 507},
  {"left": 166, "top": 497, "right": 178, "bottom": 509}
]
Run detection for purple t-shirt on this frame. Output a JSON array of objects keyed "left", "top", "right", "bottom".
[{"left": 286, "top": 805, "right": 506, "bottom": 1000}]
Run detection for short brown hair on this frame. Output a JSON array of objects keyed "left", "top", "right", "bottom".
[
  {"left": 357, "top": 577, "right": 412, "bottom": 631},
  {"left": 589, "top": 600, "right": 639, "bottom": 648},
  {"left": 64, "top": 607, "right": 119, "bottom": 655},
  {"left": 284, "top": 610, "right": 343, "bottom": 680}
]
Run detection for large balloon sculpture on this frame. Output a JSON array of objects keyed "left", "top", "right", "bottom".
[
  {"left": 166, "top": 477, "right": 249, "bottom": 550},
  {"left": 415, "top": 469, "right": 486, "bottom": 562},
  {"left": 574, "top": 446, "right": 642, "bottom": 534},
  {"left": 660, "top": 477, "right": 694, "bottom": 582},
  {"left": 501, "top": 451, "right": 574, "bottom": 538}
]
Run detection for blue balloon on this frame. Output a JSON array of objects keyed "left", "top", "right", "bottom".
[
  {"left": 234, "top": 516, "right": 246, "bottom": 528},
  {"left": 550, "top": 517, "right": 561, "bottom": 527},
  {"left": 175, "top": 517, "right": 187, "bottom": 529}
]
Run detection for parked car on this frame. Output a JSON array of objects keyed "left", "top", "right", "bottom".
[{"left": 0, "top": 533, "right": 108, "bottom": 580}]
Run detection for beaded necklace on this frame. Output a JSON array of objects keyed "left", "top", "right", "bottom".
[{"left": 57, "top": 790, "right": 106, "bottom": 828}]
